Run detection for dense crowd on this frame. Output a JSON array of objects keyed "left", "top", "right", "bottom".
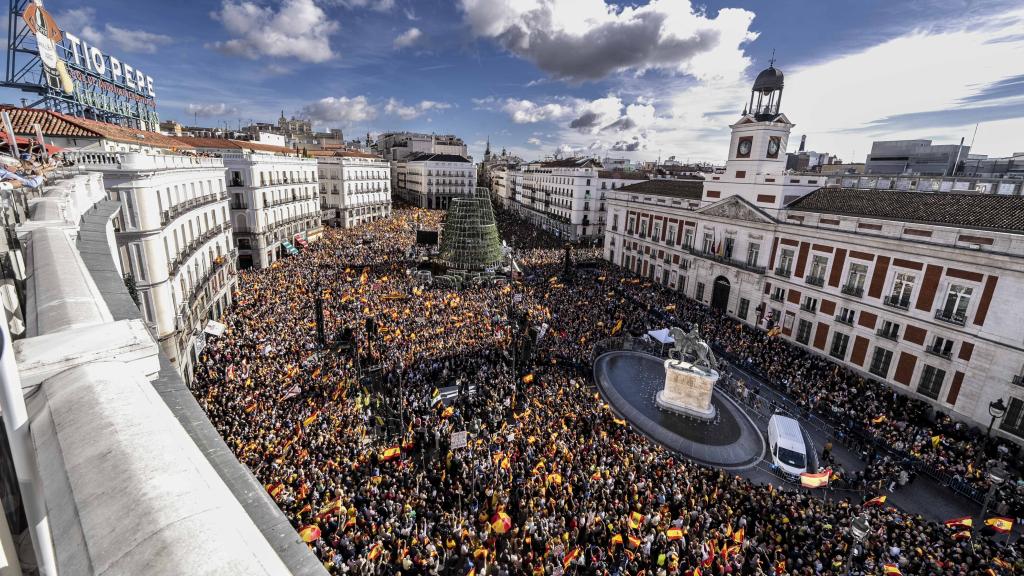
[{"left": 191, "top": 206, "right": 1021, "bottom": 575}]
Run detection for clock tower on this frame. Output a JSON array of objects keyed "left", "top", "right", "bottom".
[{"left": 702, "top": 62, "right": 820, "bottom": 214}]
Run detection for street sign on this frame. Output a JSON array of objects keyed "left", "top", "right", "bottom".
[{"left": 450, "top": 430, "right": 468, "bottom": 449}]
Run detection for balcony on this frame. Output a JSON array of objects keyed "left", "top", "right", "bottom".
[
  {"left": 265, "top": 195, "right": 314, "bottom": 209},
  {"left": 924, "top": 345, "right": 952, "bottom": 360},
  {"left": 799, "top": 302, "right": 817, "bottom": 313},
  {"left": 770, "top": 293, "right": 784, "bottom": 303},
  {"left": 835, "top": 314, "right": 855, "bottom": 326},
  {"left": 167, "top": 223, "right": 229, "bottom": 278},
  {"left": 805, "top": 274, "right": 825, "bottom": 287},
  {"left": 883, "top": 295, "right": 912, "bottom": 311},
  {"left": 934, "top": 308, "right": 967, "bottom": 326},
  {"left": 774, "top": 267, "right": 792, "bottom": 278},
  {"left": 875, "top": 328, "right": 899, "bottom": 341},
  {"left": 688, "top": 246, "right": 767, "bottom": 274},
  {"left": 840, "top": 283, "right": 864, "bottom": 298},
  {"left": 228, "top": 178, "right": 244, "bottom": 188},
  {"left": 161, "top": 193, "right": 224, "bottom": 226}
]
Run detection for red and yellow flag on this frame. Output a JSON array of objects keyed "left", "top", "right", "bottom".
[
  {"left": 666, "top": 527, "right": 683, "bottom": 541},
  {"left": 522, "top": 373, "right": 535, "bottom": 384},
  {"left": 732, "top": 527, "right": 745, "bottom": 544},
  {"left": 629, "top": 511, "right": 644, "bottom": 529},
  {"left": 944, "top": 516, "right": 973, "bottom": 529},
  {"left": 546, "top": 473, "right": 563, "bottom": 485},
  {"left": 985, "top": 517, "right": 1014, "bottom": 534},
  {"left": 883, "top": 564, "right": 902, "bottom": 575},
  {"left": 610, "top": 534, "right": 624, "bottom": 546},
  {"left": 800, "top": 469, "right": 831, "bottom": 489},
  {"left": 864, "top": 495, "right": 887, "bottom": 507},
  {"left": 491, "top": 512, "right": 512, "bottom": 534},
  {"left": 628, "top": 535, "right": 641, "bottom": 549},
  {"left": 952, "top": 530, "right": 972, "bottom": 541},
  {"left": 381, "top": 446, "right": 401, "bottom": 461},
  {"left": 367, "top": 543, "right": 383, "bottom": 561},
  {"left": 563, "top": 547, "right": 581, "bottom": 568},
  {"left": 303, "top": 411, "right": 319, "bottom": 427},
  {"left": 299, "top": 525, "right": 321, "bottom": 543}
]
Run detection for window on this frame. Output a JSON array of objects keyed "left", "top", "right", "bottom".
[
  {"left": 928, "top": 336, "right": 954, "bottom": 359},
  {"left": 937, "top": 284, "right": 973, "bottom": 325},
  {"left": 1001, "top": 397, "right": 1024, "bottom": 438},
  {"left": 652, "top": 222, "right": 662, "bottom": 241},
  {"left": 917, "top": 365, "right": 946, "bottom": 400},
  {"left": 843, "top": 263, "right": 868, "bottom": 297},
  {"left": 830, "top": 332, "right": 850, "bottom": 360},
  {"left": 839, "top": 305, "right": 856, "bottom": 323},
  {"left": 796, "top": 319, "right": 813, "bottom": 344},
  {"left": 667, "top": 225, "right": 677, "bottom": 245},
  {"left": 869, "top": 347, "right": 893, "bottom": 378},
  {"left": 887, "top": 272, "right": 915, "bottom": 309},
  {"left": 683, "top": 229, "right": 695, "bottom": 249},
  {"left": 771, "top": 286, "right": 785, "bottom": 302},
  {"left": 777, "top": 248, "right": 794, "bottom": 275},
  {"left": 800, "top": 296, "right": 818, "bottom": 313},
  {"left": 702, "top": 232, "right": 715, "bottom": 253},
  {"left": 627, "top": 216, "right": 636, "bottom": 234},
  {"left": 677, "top": 276, "right": 687, "bottom": 293},
  {"left": 723, "top": 237, "right": 735, "bottom": 258},
  {"left": 696, "top": 282, "right": 705, "bottom": 301},
  {"left": 877, "top": 319, "right": 900, "bottom": 340},
  {"left": 738, "top": 298, "right": 749, "bottom": 320},
  {"left": 640, "top": 221, "right": 648, "bottom": 238},
  {"left": 807, "top": 255, "right": 828, "bottom": 285},
  {"left": 746, "top": 243, "right": 760, "bottom": 268}
]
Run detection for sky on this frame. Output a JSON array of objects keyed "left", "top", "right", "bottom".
[{"left": 6, "top": 0, "right": 1024, "bottom": 164}]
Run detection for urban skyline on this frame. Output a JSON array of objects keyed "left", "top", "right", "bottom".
[{"left": 3, "top": 0, "right": 1022, "bottom": 164}]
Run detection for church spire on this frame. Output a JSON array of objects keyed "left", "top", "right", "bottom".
[{"left": 484, "top": 136, "right": 492, "bottom": 160}]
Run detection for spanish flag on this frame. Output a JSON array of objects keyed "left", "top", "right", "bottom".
[
  {"left": 591, "top": 470, "right": 602, "bottom": 481},
  {"left": 952, "top": 530, "right": 972, "bottom": 541},
  {"left": 883, "top": 565, "right": 901, "bottom": 576},
  {"left": 864, "top": 495, "right": 887, "bottom": 507},
  {"left": 613, "top": 417, "right": 628, "bottom": 426},
  {"left": 628, "top": 535, "right": 641, "bottom": 549},
  {"left": 299, "top": 525, "right": 321, "bottom": 543},
  {"left": 303, "top": 411, "right": 319, "bottom": 427},
  {"left": 993, "top": 558, "right": 1012, "bottom": 569},
  {"left": 563, "top": 547, "right": 581, "bottom": 568},
  {"left": 367, "top": 542, "right": 383, "bottom": 561},
  {"left": 666, "top": 527, "right": 683, "bottom": 541},
  {"left": 546, "top": 472, "right": 563, "bottom": 485},
  {"left": 871, "top": 414, "right": 886, "bottom": 424},
  {"left": 775, "top": 560, "right": 786, "bottom": 575},
  {"left": 381, "top": 446, "right": 401, "bottom": 461},
  {"left": 267, "top": 482, "right": 285, "bottom": 500},
  {"left": 345, "top": 515, "right": 357, "bottom": 529},
  {"left": 985, "top": 517, "right": 1014, "bottom": 534},
  {"left": 441, "top": 406, "right": 455, "bottom": 418},
  {"left": 611, "top": 534, "right": 624, "bottom": 546},
  {"left": 522, "top": 373, "right": 535, "bottom": 384},
  {"left": 944, "top": 516, "right": 972, "bottom": 529},
  {"left": 732, "top": 527, "right": 745, "bottom": 544},
  {"left": 611, "top": 319, "right": 623, "bottom": 335},
  {"left": 800, "top": 469, "right": 831, "bottom": 488},
  {"left": 629, "top": 511, "right": 645, "bottom": 529},
  {"left": 467, "top": 568, "right": 476, "bottom": 576}
]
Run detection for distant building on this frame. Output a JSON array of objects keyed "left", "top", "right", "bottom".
[
  {"left": 961, "top": 152, "right": 1024, "bottom": 179},
  {"left": 865, "top": 139, "right": 969, "bottom": 176},
  {"left": 602, "top": 156, "right": 632, "bottom": 170},
  {"left": 375, "top": 132, "right": 468, "bottom": 162},
  {"left": 395, "top": 153, "right": 476, "bottom": 209},
  {"left": 312, "top": 150, "right": 392, "bottom": 228}
]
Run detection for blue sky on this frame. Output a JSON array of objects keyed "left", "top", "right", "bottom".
[{"left": 7, "top": 0, "right": 1024, "bottom": 163}]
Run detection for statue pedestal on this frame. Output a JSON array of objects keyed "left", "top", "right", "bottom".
[{"left": 655, "top": 359, "right": 718, "bottom": 421}]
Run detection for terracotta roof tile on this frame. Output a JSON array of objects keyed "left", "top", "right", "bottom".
[
  {"left": 787, "top": 187, "right": 1024, "bottom": 233},
  {"left": 0, "top": 106, "right": 190, "bottom": 149}
]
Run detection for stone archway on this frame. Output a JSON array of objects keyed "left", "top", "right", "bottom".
[{"left": 711, "top": 275, "right": 731, "bottom": 313}]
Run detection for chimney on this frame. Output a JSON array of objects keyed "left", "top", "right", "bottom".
[{"left": 798, "top": 135, "right": 806, "bottom": 153}]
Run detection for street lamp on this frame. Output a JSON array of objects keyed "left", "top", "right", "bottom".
[
  {"left": 846, "top": 514, "right": 871, "bottom": 574},
  {"left": 976, "top": 460, "right": 1007, "bottom": 537},
  {"left": 975, "top": 398, "right": 1008, "bottom": 467}
]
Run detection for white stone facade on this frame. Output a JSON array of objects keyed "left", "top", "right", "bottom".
[
  {"left": 315, "top": 152, "right": 392, "bottom": 228},
  {"left": 395, "top": 154, "right": 476, "bottom": 209},
  {"left": 64, "top": 151, "right": 237, "bottom": 382}
]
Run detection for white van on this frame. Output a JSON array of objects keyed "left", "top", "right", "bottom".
[{"left": 767, "top": 414, "right": 808, "bottom": 477}]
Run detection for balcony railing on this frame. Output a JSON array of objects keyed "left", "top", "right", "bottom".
[
  {"left": 876, "top": 328, "right": 899, "bottom": 341},
  {"left": 161, "top": 193, "right": 224, "bottom": 226},
  {"left": 168, "top": 223, "right": 229, "bottom": 278},
  {"left": 883, "top": 295, "right": 912, "bottom": 311},
  {"left": 835, "top": 314, "right": 855, "bottom": 326},
  {"left": 688, "top": 246, "right": 767, "bottom": 274},
  {"left": 770, "top": 293, "right": 784, "bottom": 303},
  {"left": 799, "top": 303, "right": 817, "bottom": 313},
  {"left": 925, "top": 345, "right": 952, "bottom": 359},
  {"left": 265, "top": 195, "right": 314, "bottom": 209},
  {"left": 774, "top": 267, "right": 792, "bottom": 278},
  {"left": 805, "top": 274, "right": 825, "bottom": 287},
  {"left": 934, "top": 308, "right": 967, "bottom": 326},
  {"left": 840, "top": 283, "right": 864, "bottom": 298}
]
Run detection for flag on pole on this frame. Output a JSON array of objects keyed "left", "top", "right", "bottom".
[
  {"left": 381, "top": 446, "right": 401, "bottom": 461},
  {"left": 522, "top": 373, "right": 535, "bottom": 384},
  {"left": 944, "top": 517, "right": 973, "bottom": 529},
  {"left": 952, "top": 530, "right": 972, "bottom": 541},
  {"left": 732, "top": 527, "right": 745, "bottom": 544},
  {"left": 666, "top": 527, "right": 683, "bottom": 541},
  {"left": 882, "top": 564, "right": 901, "bottom": 576},
  {"left": 367, "top": 543, "right": 383, "bottom": 561},
  {"left": 800, "top": 469, "right": 831, "bottom": 488},
  {"left": 629, "top": 511, "right": 645, "bottom": 529},
  {"left": 611, "top": 319, "right": 623, "bottom": 335},
  {"left": 563, "top": 547, "right": 581, "bottom": 568},
  {"left": 985, "top": 517, "right": 1014, "bottom": 533},
  {"left": 610, "top": 534, "right": 624, "bottom": 546}
]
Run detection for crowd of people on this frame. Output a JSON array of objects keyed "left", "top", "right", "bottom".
[{"left": 190, "top": 205, "right": 1021, "bottom": 575}]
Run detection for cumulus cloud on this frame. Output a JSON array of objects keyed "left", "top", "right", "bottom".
[
  {"left": 55, "top": 8, "right": 172, "bottom": 53},
  {"left": 210, "top": 0, "right": 339, "bottom": 63},
  {"left": 331, "top": 0, "right": 395, "bottom": 11},
  {"left": 458, "top": 0, "right": 756, "bottom": 82},
  {"left": 393, "top": 27, "right": 422, "bottom": 49},
  {"left": 302, "top": 96, "right": 378, "bottom": 125},
  {"left": 527, "top": 137, "right": 543, "bottom": 146},
  {"left": 384, "top": 98, "right": 452, "bottom": 119},
  {"left": 611, "top": 136, "right": 646, "bottom": 152},
  {"left": 501, "top": 98, "right": 575, "bottom": 124},
  {"left": 185, "top": 103, "right": 239, "bottom": 117}
]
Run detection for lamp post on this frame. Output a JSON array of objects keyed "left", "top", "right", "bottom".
[
  {"left": 975, "top": 460, "right": 1007, "bottom": 538},
  {"left": 846, "top": 514, "right": 870, "bottom": 575},
  {"left": 975, "top": 398, "right": 1007, "bottom": 467}
]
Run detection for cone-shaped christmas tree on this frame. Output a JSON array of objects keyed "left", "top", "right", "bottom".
[{"left": 438, "top": 189, "right": 503, "bottom": 271}]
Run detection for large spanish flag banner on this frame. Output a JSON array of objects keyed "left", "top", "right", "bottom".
[
  {"left": 883, "top": 564, "right": 902, "bottom": 575},
  {"left": 563, "top": 547, "right": 581, "bottom": 569},
  {"left": 985, "top": 517, "right": 1014, "bottom": 534},
  {"left": 944, "top": 516, "right": 973, "bottom": 529},
  {"left": 800, "top": 469, "right": 831, "bottom": 488},
  {"left": 381, "top": 446, "right": 401, "bottom": 461},
  {"left": 863, "top": 495, "right": 887, "bottom": 507}
]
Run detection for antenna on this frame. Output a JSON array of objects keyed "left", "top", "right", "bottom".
[
  {"left": 769, "top": 48, "right": 776, "bottom": 68},
  {"left": 969, "top": 122, "right": 980, "bottom": 150}
]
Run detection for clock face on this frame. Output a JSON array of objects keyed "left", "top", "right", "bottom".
[
  {"left": 767, "top": 138, "right": 780, "bottom": 157},
  {"left": 737, "top": 139, "right": 752, "bottom": 157}
]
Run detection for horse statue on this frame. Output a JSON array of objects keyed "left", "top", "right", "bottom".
[{"left": 668, "top": 325, "right": 718, "bottom": 371}]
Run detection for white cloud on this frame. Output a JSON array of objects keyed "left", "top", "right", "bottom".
[
  {"left": 500, "top": 98, "right": 576, "bottom": 123},
  {"left": 527, "top": 137, "right": 542, "bottom": 146},
  {"left": 54, "top": 8, "right": 171, "bottom": 53},
  {"left": 302, "top": 96, "right": 378, "bottom": 125},
  {"left": 393, "top": 27, "right": 422, "bottom": 49},
  {"left": 458, "top": 0, "right": 757, "bottom": 82},
  {"left": 185, "top": 103, "right": 239, "bottom": 117},
  {"left": 210, "top": 0, "right": 339, "bottom": 63},
  {"left": 331, "top": 0, "right": 395, "bottom": 11},
  {"left": 384, "top": 98, "right": 452, "bottom": 119}
]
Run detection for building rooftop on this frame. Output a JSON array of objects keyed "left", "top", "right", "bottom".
[
  {"left": 598, "top": 170, "right": 647, "bottom": 180},
  {"left": 405, "top": 152, "right": 472, "bottom": 163},
  {"left": 618, "top": 179, "right": 705, "bottom": 200},
  {"left": 172, "top": 137, "right": 297, "bottom": 155},
  {"left": 1, "top": 106, "right": 191, "bottom": 150},
  {"left": 307, "top": 149, "right": 381, "bottom": 159},
  {"left": 787, "top": 187, "right": 1024, "bottom": 233},
  {"left": 539, "top": 158, "right": 602, "bottom": 169}
]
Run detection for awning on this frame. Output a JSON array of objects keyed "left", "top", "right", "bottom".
[
  {"left": 204, "top": 320, "right": 227, "bottom": 337},
  {"left": 282, "top": 241, "right": 299, "bottom": 256},
  {"left": 647, "top": 328, "right": 674, "bottom": 345}
]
